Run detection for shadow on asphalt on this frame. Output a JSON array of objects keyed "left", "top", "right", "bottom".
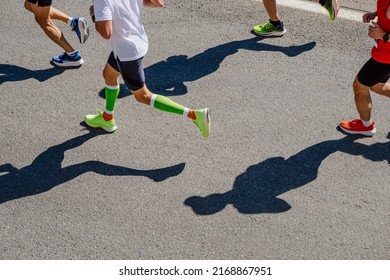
[
  {"left": 184, "top": 134, "right": 390, "bottom": 215},
  {"left": 0, "top": 127, "right": 185, "bottom": 204},
  {"left": 98, "top": 36, "right": 316, "bottom": 98},
  {"left": 0, "top": 63, "right": 68, "bottom": 85}
]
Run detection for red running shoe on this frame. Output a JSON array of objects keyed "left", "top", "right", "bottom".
[{"left": 339, "top": 118, "right": 376, "bottom": 136}]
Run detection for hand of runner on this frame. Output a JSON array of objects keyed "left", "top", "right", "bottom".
[
  {"left": 89, "top": 5, "right": 95, "bottom": 23},
  {"left": 144, "top": 0, "right": 164, "bottom": 7},
  {"left": 363, "top": 12, "right": 377, "bottom": 23},
  {"left": 368, "top": 22, "right": 385, "bottom": 40}
]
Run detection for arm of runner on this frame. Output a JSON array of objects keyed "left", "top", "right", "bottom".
[
  {"left": 92, "top": 0, "right": 113, "bottom": 39},
  {"left": 144, "top": 0, "right": 164, "bottom": 7},
  {"left": 95, "top": 20, "right": 112, "bottom": 39},
  {"left": 369, "top": 22, "right": 385, "bottom": 40},
  {"left": 90, "top": 5, "right": 95, "bottom": 22},
  {"left": 362, "top": 11, "right": 377, "bottom": 23}
]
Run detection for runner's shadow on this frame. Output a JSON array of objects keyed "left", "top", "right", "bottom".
[
  {"left": 185, "top": 135, "right": 389, "bottom": 215},
  {"left": 0, "top": 129, "right": 185, "bottom": 204},
  {"left": 0, "top": 64, "right": 65, "bottom": 85},
  {"left": 98, "top": 36, "right": 316, "bottom": 98},
  {"left": 144, "top": 36, "right": 316, "bottom": 96}
]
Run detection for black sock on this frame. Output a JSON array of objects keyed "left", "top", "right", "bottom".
[
  {"left": 319, "top": 0, "right": 326, "bottom": 6},
  {"left": 269, "top": 19, "right": 281, "bottom": 27}
]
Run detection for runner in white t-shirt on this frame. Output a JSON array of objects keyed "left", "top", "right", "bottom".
[
  {"left": 84, "top": 0, "right": 210, "bottom": 138},
  {"left": 94, "top": 0, "right": 148, "bottom": 61}
]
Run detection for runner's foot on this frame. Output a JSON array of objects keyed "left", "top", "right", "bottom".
[
  {"left": 52, "top": 51, "right": 84, "bottom": 67},
  {"left": 321, "top": 0, "right": 340, "bottom": 21},
  {"left": 339, "top": 118, "right": 376, "bottom": 136},
  {"left": 84, "top": 110, "right": 117, "bottom": 132},
  {"left": 193, "top": 108, "right": 211, "bottom": 138},
  {"left": 253, "top": 21, "right": 286, "bottom": 37},
  {"left": 71, "top": 17, "right": 90, "bottom": 44}
]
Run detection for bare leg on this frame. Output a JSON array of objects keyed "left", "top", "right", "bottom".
[
  {"left": 262, "top": 0, "right": 280, "bottom": 21},
  {"left": 25, "top": 1, "right": 74, "bottom": 52},
  {"left": 131, "top": 85, "right": 154, "bottom": 105},
  {"left": 353, "top": 77, "right": 372, "bottom": 121},
  {"left": 24, "top": 1, "right": 70, "bottom": 22},
  {"left": 371, "top": 82, "right": 390, "bottom": 98},
  {"left": 103, "top": 60, "right": 181, "bottom": 108},
  {"left": 48, "top": 6, "right": 71, "bottom": 24},
  {"left": 103, "top": 63, "right": 121, "bottom": 86}
]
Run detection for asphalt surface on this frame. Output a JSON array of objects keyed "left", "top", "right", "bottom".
[
  {"left": 1, "top": 0, "right": 389, "bottom": 260},
  {"left": 341, "top": 0, "right": 375, "bottom": 12}
]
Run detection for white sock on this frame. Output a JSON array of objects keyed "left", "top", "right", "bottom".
[
  {"left": 183, "top": 107, "right": 190, "bottom": 117},
  {"left": 362, "top": 119, "right": 372, "bottom": 127},
  {"left": 67, "top": 18, "right": 74, "bottom": 26},
  {"left": 66, "top": 51, "right": 77, "bottom": 56},
  {"left": 104, "top": 109, "right": 114, "bottom": 115}
]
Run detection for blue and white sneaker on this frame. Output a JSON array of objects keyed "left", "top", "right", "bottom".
[
  {"left": 71, "top": 18, "right": 89, "bottom": 44},
  {"left": 52, "top": 52, "right": 84, "bottom": 67}
]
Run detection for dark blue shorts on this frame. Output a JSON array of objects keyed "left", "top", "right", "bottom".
[
  {"left": 27, "top": 0, "right": 52, "bottom": 7},
  {"left": 107, "top": 52, "right": 145, "bottom": 91},
  {"left": 357, "top": 58, "right": 390, "bottom": 87}
]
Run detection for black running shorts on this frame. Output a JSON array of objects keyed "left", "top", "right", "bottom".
[
  {"left": 357, "top": 58, "right": 390, "bottom": 87},
  {"left": 27, "top": 0, "right": 52, "bottom": 7},
  {"left": 107, "top": 51, "right": 145, "bottom": 91}
]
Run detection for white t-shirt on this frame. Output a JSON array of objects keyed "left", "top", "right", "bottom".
[{"left": 93, "top": 0, "right": 148, "bottom": 61}]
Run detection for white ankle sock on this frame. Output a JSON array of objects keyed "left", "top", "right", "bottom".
[
  {"left": 362, "top": 119, "right": 372, "bottom": 127},
  {"left": 66, "top": 51, "right": 77, "bottom": 56}
]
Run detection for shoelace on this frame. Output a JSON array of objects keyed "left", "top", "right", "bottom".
[
  {"left": 351, "top": 119, "right": 360, "bottom": 125},
  {"left": 262, "top": 22, "right": 273, "bottom": 29},
  {"left": 58, "top": 53, "right": 67, "bottom": 59}
]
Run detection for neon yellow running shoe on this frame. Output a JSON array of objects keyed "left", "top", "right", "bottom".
[
  {"left": 322, "top": 0, "right": 340, "bottom": 21},
  {"left": 193, "top": 108, "right": 210, "bottom": 139},
  {"left": 84, "top": 110, "right": 117, "bottom": 132},
  {"left": 253, "top": 21, "right": 286, "bottom": 37}
]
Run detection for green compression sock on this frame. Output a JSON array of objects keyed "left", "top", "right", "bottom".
[
  {"left": 151, "top": 94, "right": 189, "bottom": 116},
  {"left": 105, "top": 85, "right": 120, "bottom": 113}
]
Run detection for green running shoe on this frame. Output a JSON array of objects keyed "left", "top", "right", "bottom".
[
  {"left": 322, "top": 0, "right": 340, "bottom": 21},
  {"left": 84, "top": 110, "right": 117, "bottom": 132},
  {"left": 253, "top": 21, "right": 286, "bottom": 37},
  {"left": 193, "top": 108, "right": 210, "bottom": 139}
]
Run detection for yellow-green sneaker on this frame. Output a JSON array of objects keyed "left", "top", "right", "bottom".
[
  {"left": 321, "top": 0, "right": 340, "bottom": 21},
  {"left": 84, "top": 110, "right": 117, "bottom": 132},
  {"left": 194, "top": 108, "right": 210, "bottom": 139},
  {"left": 253, "top": 21, "right": 286, "bottom": 37}
]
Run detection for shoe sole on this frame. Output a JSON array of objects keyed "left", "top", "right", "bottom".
[
  {"left": 252, "top": 28, "right": 286, "bottom": 37},
  {"left": 202, "top": 108, "right": 211, "bottom": 138},
  {"left": 84, "top": 117, "right": 117, "bottom": 133},
  {"left": 52, "top": 57, "right": 84, "bottom": 67},
  {"left": 85, "top": 122, "right": 117, "bottom": 133},
  {"left": 332, "top": 0, "right": 340, "bottom": 20},
  {"left": 339, "top": 125, "right": 376, "bottom": 136},
  {"left": 78, "top": 18, "right": 90, "bottom": 44},
  {"left": 326, "top": 0, "right": 340, "bottom": 21}
]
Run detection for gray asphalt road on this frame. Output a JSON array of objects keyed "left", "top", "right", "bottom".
[
  {"left": 341, "top": 0, "right": 375, "bottom": 12},
  {"left": 1, "top": 0, "right": 389, "bottom": 260}
]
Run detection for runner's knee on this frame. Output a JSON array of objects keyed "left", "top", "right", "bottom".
[
  {"left": 353, "top": 77, "right": 368, "bottom": 93},
  {"left": 132, "top": 89, "right": 151, "bottom": 104},
  {"left": 103, "top": 68, "right": 119, "bottom": 85}
]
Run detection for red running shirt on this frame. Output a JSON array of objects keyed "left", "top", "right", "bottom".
[{"left": 372, "top": 0, "right": 390, "bottom": 63}]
